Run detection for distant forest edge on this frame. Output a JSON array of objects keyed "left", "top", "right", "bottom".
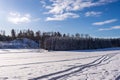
[{"left": 0, "top": 29, "right": 120, "bottom": 50}]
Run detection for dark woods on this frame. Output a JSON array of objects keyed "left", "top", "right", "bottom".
[{"left": 0, "top": 29, "right": 120, "bottom": 50}]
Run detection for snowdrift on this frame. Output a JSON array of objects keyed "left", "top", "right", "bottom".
[{"left": 0, "top": 38, "right": 39, "bottom": 49}]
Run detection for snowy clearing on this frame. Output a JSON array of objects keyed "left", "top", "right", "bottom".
[{"left": 0, "top": 48, "right": 120, "bottom": 80}]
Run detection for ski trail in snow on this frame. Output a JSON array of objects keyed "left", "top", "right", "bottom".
[
  {"left": 30, "top": 53, "right": 118, "bottom": 80},
  {"left": 0, "top": 54, "right": 106, "bottom": 68},
  {"left": 115, "top": 75, "right": 120, "bottom": 80}
]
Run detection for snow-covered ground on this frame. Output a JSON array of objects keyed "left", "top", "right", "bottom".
[
  {"left": 0, "top": 48, "right": 120, "bottom": 80},
  {"left": 0, "top": 38, "right": 39, "bottom": 49}
]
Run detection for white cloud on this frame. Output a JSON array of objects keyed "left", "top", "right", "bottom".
[
  {"left": 46, "top": 13, "right": 79, "bottom": 21},
  {"left": 92, "top": 19, "right": 118, "bottom": 26},
  {"left": 44, "top": 0, "right": 117, "bottom": 14},
  {"left": 41, "top": 0, "right": 117, "bottom": 21},
  {"left": 99, "top": 26, "right": 120, "bottom": 31},
  {"left": 8, "top": 12, "right": 31, "bottom": 24},
  {"left": 85, "top": 11, "right": 102, "bottom": 17},
  {"left": 40, "top": 0, "right": 47, "bottom": 7}
]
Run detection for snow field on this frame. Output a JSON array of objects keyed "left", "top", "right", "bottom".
[{"left": 0, "top": 49, "right": 120, "bottom": 80}]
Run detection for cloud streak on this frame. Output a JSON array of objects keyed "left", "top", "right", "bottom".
[
  {"left": 92, "top": 19, "right": 118, "bottom": 26},
  {"left": 85, "top": 11, "right": 102, "bottom": 17},
  {"left": 99, "top": 26, "right": 120, "bottom": 31},
  {"left": 46, "top": 13, "right": 79, "bottom": 21}
]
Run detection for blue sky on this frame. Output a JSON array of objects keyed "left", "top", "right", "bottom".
[{"left": 0, "top": 0, "right": 120, "bottom": 38}]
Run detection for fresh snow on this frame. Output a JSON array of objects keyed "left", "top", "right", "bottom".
[
  {"left": 0, "top": 48, "right": 120, "bottom": 80},
  {"left": 0, "top": 38, "right": 39, "bottom": 49}
]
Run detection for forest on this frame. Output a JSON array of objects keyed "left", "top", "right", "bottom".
[{"left": 0, "top": 29, "right": 120, "bottom": 50}]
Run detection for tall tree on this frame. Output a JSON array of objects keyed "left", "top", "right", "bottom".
[{"left": 11, "top": 29, "right": 16, "bottom": 39}]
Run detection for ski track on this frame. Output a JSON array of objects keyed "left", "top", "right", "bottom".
[
  {"left": 0, "top": 54, "right": 106, "bottom": 68},
  {"left": 116, "top": 75, "right": 120, "bottom": 80},
  {"left": 30, "top": 53, "right": 119, "bottom": 80},
  {"left": 0, "top": 49, "right": 120, "bottom": 80}
]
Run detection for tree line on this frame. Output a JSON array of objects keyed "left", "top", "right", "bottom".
[{"left": 0, "top": 29, "right": 120, "bottom": 50}]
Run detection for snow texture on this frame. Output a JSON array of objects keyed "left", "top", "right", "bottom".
[
  {"left": 0, "top": 48, "right": 120, "bottom": 80},
  {"left": 0, "top": 38, "right": 39, "bottom": 49}
]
